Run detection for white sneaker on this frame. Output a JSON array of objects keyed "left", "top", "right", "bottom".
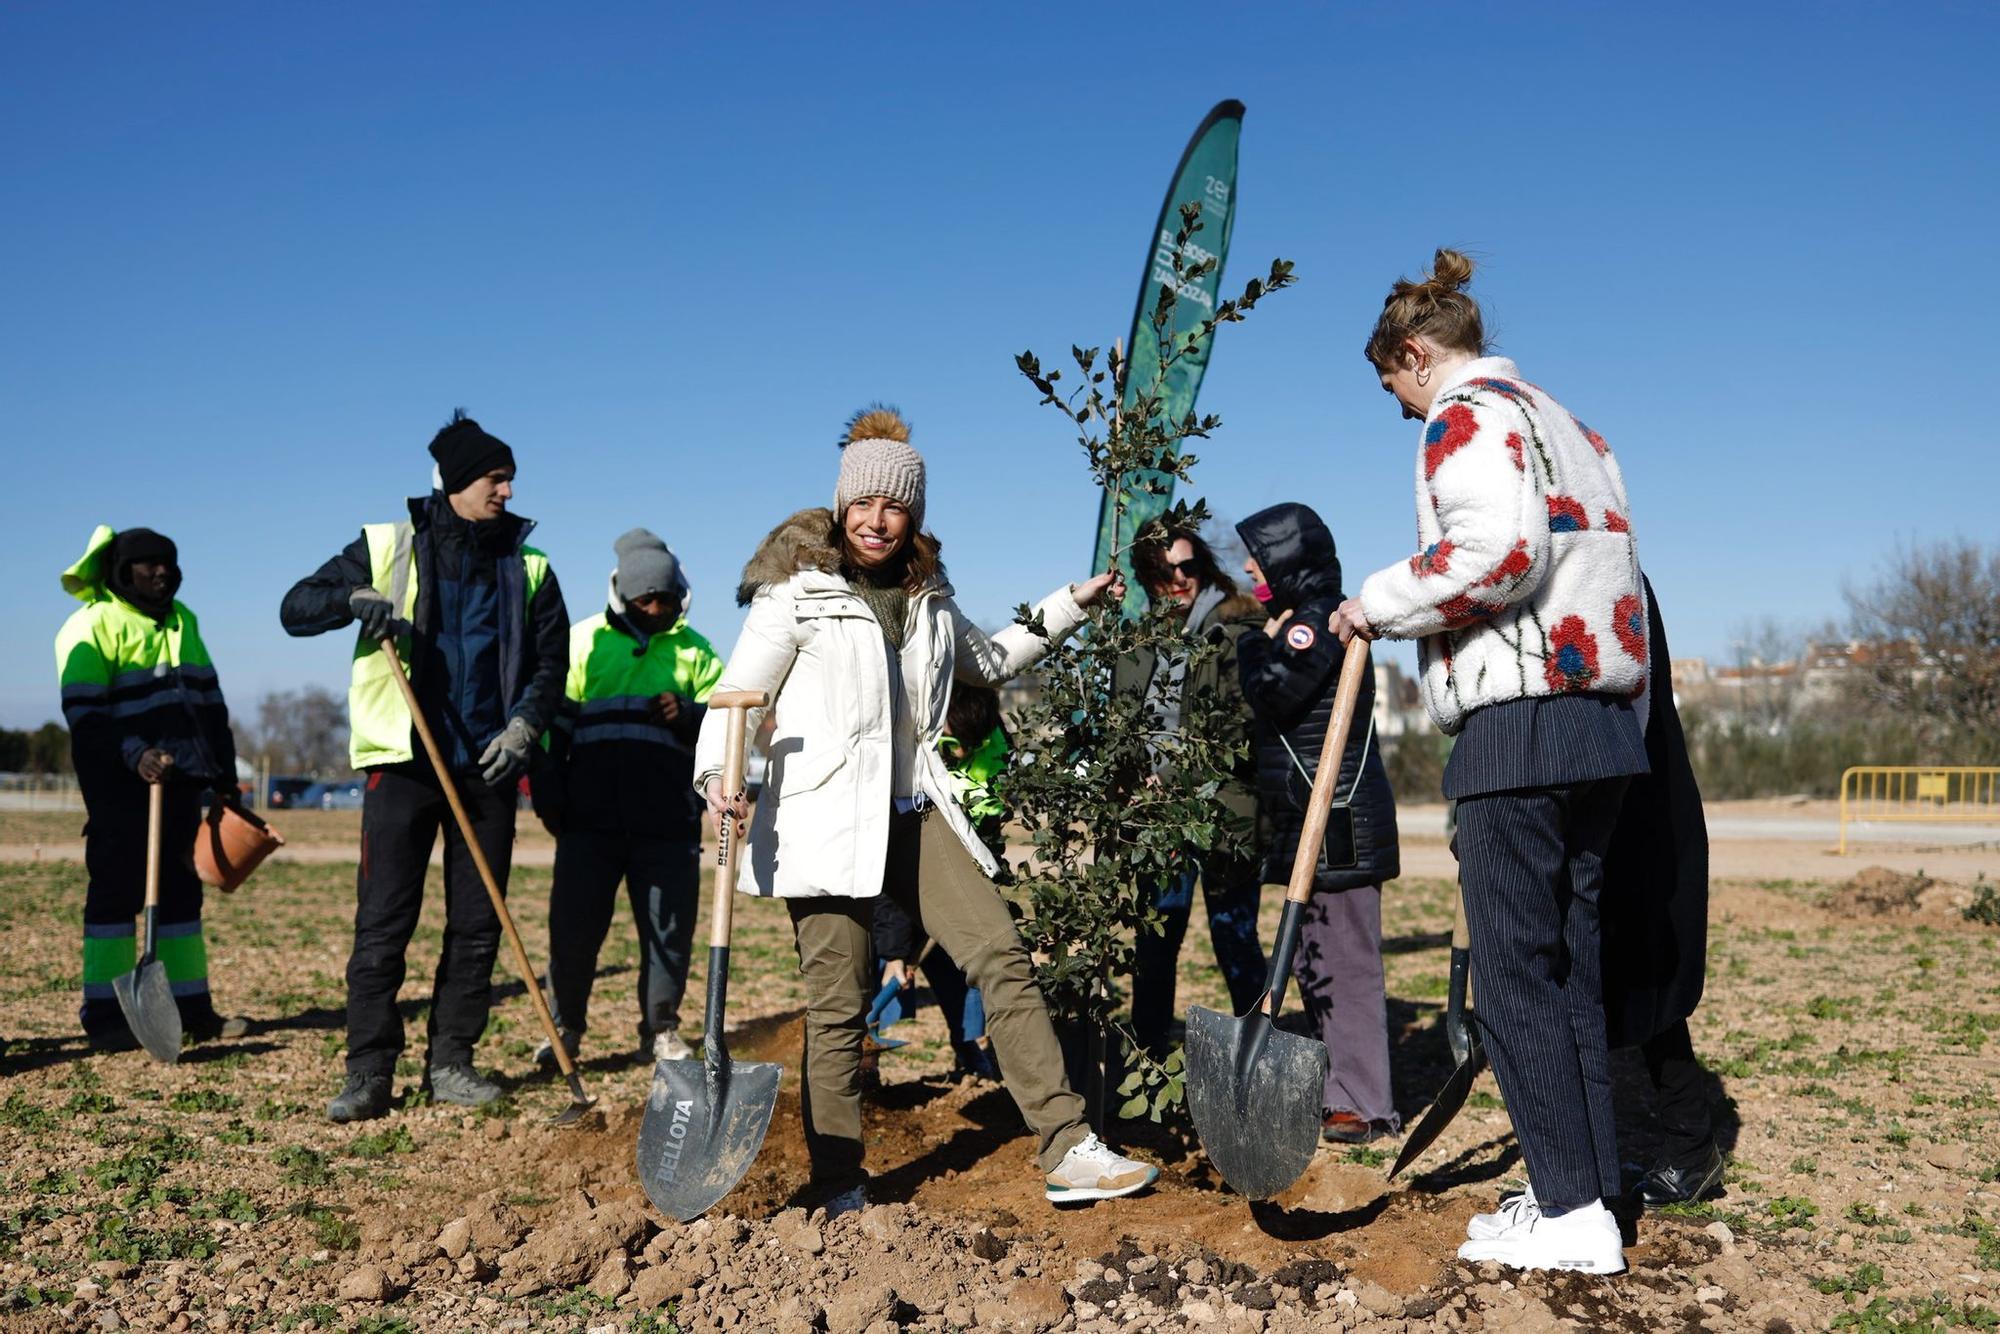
[
  {"left": 821, "top": 1184, "right": 866, "bottom": 1221},
  {"left": 1466, "top": 1184, "right": 1537, "bottom": 1240},
  {"left": 652, "top": 1030, "right": 693, "bottom": 1063},
  {"left": 1044, "top": 1133, "right": 1160, "bottom": 1203},
  {"left": 1456, "top": 1197, "right": 1625, "bottom": 1274}
]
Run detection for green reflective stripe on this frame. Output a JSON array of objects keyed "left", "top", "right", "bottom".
[
  {"left": 83, "top": 932, "right": 137, "bottom": 985},
  {"left": 155, "top": 927, "right": 209, "bottom": 986}
]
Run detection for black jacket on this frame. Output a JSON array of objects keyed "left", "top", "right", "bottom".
[
  {"left": 1601, "top": 577, "right": 1708, "bottom": 1048},
  {"left": 1235, "top": 503, "right": 1400, "bottom": 893},
  {"left": 279, "top": 495, "right": 569, "bottom": 772}
]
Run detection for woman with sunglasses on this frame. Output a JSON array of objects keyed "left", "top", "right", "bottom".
[
  {"left": 694, "top": 407, "right": 1158, "bottom": 1215},
  {"left": 1115, "top": 529, "right": 1267, "bottom": 1059},
  {"left": 1332, "top": 249, "right": 1649, "bottom": 1274}
]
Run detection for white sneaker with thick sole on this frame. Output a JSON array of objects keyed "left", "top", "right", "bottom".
[
  {"left": 1456, "top": 1197, "right": 1625, "bottom": 1274},
  {"left": 652, "top": 1030, "right": 693, "bottom": 1063},
  {"left": 1466, "top": 1185, "right": 1537, "bottom": 1240},
  {"left": 1044, "top": 1133, "right": 1159, "bottom": 1204}
]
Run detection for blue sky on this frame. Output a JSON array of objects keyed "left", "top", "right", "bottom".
[{"left": 4, "top": 3, "right": 1995, "bottom": 730}]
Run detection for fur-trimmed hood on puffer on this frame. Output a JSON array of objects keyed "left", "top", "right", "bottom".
[{"left": 734, "top": 507, "right": 949, "bottom": 606}]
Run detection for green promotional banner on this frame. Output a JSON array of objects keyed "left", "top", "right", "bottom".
[{"left": 1092, "top": 99, "right": 1243, "bottom": 616}]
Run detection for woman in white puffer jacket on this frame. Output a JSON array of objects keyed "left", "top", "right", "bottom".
[{"left": 693, "top": 407, "right": 1157, "bottom": 1213}]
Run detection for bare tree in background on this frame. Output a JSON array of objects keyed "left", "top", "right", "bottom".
[
  {"left": 1843, "top": 539, "right": 2000, "bottom": 753},
  {"left": 1728, "top": 615, "right": 1804, "bottom": 734},
  {"left": 235, "top": 686, "right": 351, "bottom": 776}
]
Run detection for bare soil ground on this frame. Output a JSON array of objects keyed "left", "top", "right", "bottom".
[{"left": 3, "top": 808, "right": 1998, "bottom": 1332}]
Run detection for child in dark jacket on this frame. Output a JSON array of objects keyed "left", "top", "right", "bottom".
[{"left": 1235, "top": 502, "right": 1403, "bottom": 1143}]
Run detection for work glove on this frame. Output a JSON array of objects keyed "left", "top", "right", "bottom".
[
  {"left": 478, "top": 717, "right": 538, "bottom": 787},
  {"left": 348, "top": 587, "right": 412, "bottom": 642},
  {"left": 135, "top": 749, "right": 176, "bottom": 784}
]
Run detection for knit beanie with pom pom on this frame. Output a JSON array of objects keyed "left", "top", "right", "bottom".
[{"left": 833, "top": 405, "right": 925, "bottom": 529}]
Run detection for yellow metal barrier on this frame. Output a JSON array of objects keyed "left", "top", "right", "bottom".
[{"left": 1838, "top": 766, "right": 2000, "bottom": 854}]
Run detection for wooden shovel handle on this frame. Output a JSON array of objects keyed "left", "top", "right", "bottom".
[
  {"left": 378, "top": 640, "right": 586, "bottom": 1091},
  {"left": 144, "top": 782, "right": 164, "bottom": 913},
  {"left": 1284, "top": 638, "right": 1371, "bottom": 907},
  {"left": 709, "top": 691, "right": 768, "bottom": 949}
]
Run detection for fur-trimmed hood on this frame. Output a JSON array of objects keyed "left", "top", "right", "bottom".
[
  {"left": 736, "top": 508, "right": 844, "bottom": 606},
  {"left": 735, "top": 507, "right": 949, "bottom": 606}
]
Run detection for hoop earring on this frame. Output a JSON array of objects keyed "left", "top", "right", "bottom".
[{"left": 1415, "top": 364, "right": 1431, "bottom": 387}]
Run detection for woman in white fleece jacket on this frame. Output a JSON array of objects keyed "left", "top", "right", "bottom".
[{"left": 1333, "top": 250, "right": 1650, "bottom": 1276}]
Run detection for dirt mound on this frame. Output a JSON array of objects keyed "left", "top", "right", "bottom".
[{"left": 1825, "top": 865, "right": 1992, "bottom": 926}]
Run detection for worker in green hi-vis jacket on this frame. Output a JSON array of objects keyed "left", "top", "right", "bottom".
[{"left": 55, "top": 525, "right": 249, "bottom": 1051}]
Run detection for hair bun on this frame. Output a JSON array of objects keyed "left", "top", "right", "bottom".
[
  {"left": 1426, "top": 248, "right": 1475, "bottom": 293},
  {"left": 841, "top": 404, "right": 911, "bottom": 449}
]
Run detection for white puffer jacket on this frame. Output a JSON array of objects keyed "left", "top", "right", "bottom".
[
  {"left": 693, "top": 509, "right": 1085, "bottom": 898},
  {"left": 1358, "top": 356, "right": 1647, "bottom": 734}
]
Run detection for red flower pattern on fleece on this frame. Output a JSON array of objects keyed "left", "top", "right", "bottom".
[
  {"left": 1439, "top": 594, "right": 1505, "bottom": 629},
  {"left": 1544, "top": 616, "right": 1601, "bottom": 692},
  {"left": 1547, "top": 495, "right": 1590, "bottom": 532},
  {"left": 1613, "top": 594, "right": 1647, "bottom": 662},
  {"left": 1603, "top": 508, "right": 1630, "bottom": 532},
  {"left": 1423, "top": 404, "right": 1479, "bottom": 479},
  {"left": 1476, "top": 539, "right": 1533, "bottom": 590},
  {"left": 1410, "top": 541, "right": 1455, "bottom": 577},
  {"left": 1572, "top": 416, "right": 1609, "bottom": 455},
  {"left": 1505, "top": 431, "right": 1525, "bottom": 471}
]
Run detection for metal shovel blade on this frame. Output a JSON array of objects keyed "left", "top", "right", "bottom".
[
  {"left": 1389, "top": 1039, "right": 1486, "bottom": 1180},
  {"left": 1184, "top": 1003, "right": 1328, "bottom": 1200},
  {"left": 638, "top": 1050, "right": 780, "bottom": 1222},
  {"left": 112, "top": 960, "right": 182, "bottom": 1064}
]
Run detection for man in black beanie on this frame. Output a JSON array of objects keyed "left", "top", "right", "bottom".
[{"left": 281, "top": 410, "right": 568, "bottom": 1123}]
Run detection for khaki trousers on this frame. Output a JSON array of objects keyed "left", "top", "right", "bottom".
[{"left": 788, "top": 808, "right": 1088, "bottom": 1186}]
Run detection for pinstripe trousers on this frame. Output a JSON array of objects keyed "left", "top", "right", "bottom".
[{"left": 1456, "top": 777, "right": 1630, "bottom": 1207}]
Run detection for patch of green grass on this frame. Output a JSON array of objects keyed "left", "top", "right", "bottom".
[
  {"left": 85, "top": 1213, "right": 218, "bottom": 1264},
  {"left": 0, "top": 1094, "right": 56, "bottom": 1134},
  {"left": 348, "top": 1125, "right": 416, "bottom": 1159},
  {"left": 535, "top": 1289, "right": 618, "bottom": 1321},
  {"left": 1791, "top": 1155, "right": 1819, "bottom": 1175},
  {"left": 272, "top": 1145, "right": 333, "bottom": 1188},
  {"left": 1767, "top": 1194, "right": 1820, "bottom": 1229},
  {"left": 1467, "top": 1090, "right": 1501, "bottom": 1110},
  {"left": 1807, "top": 995, "right": 1857, "bottom": 1021},
  {"left": 1959, "top": 1212, "right": 2000, "bottom": 1270},
  {"left": 190, "top": 1188, "right": 262, "bottom": 1223},
  {"left": 218, "top": 1119, "right": 256, "bottom": 1146},
  {"left": 1849, "top": 1201, "right": 1890, "bottom": 1226},
  {"left": 284, "top": 1201, "right": 360, "bottom": 1252},
  {"left": 168, "top": 1088, "right": 240, "bottom": 1114},
  {"left": 255, "top": 1098, "right": 305, "bottom": 1122},
  {"left": 1345, "top": 1145, "right": 1390, "bottom": 1168},
  {"left": 63, "top": 1092, "right": 117, "bottom": 1116},
  {"left": 349, "top": 1319, "right": 416, "bottom": 1334},
  {"left": 277, "top": 1302, "right": 339, "bottom": 1330},
  {"left": 1817, "top": 1261, "right": 1885, "bottom": 1299}
]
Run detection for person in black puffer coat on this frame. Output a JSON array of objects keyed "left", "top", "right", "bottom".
[{"left": 1235, "top": 502, "right": 1402, "bottom": 1143}]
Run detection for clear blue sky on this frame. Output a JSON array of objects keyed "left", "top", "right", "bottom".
[{"left": 5, "top": 3, "right": 1995, "bottom": 730}]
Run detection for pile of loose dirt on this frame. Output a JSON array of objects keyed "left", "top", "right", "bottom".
[{"left": 1824, "top": 865, "right": 1993, "bottom": 926}]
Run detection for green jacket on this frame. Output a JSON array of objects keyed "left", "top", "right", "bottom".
[{"left": 56, "top": 524, "right": 236, "bottom": 790}]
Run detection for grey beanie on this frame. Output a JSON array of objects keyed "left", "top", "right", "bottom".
[
  {"left": 613, "top": 528, "right": 685, "bottom": 602},
  {"left": 834, "top": 406, "right": 925, "bottom": 528}
]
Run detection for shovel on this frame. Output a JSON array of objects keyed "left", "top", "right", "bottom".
[
  {"left": 113, "top": 779, "right": 183, "bottom": 1063},
  {"left": 638, "top": 689, "right": 780, "bottom": 1222},
  {"left": 1389, "top": 889, "right": 1486, "bottom": 1179},
  {"left": 379, "top": 640, "right": 595, "bottom": 1126},
  {"left": 1187, "top": 637, "right": 1371, "bottom": 1200}
]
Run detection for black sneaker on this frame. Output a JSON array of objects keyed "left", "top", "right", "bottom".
[
  {"left": 1635, "top": 1142, "right": 1726, "bottom": 1207},
  {"left": 426, "top": 1062, "right": 502, "bottom": 1107},
  {"left": 327, "top": 1073, "right": 393, "bottom": 1123}
]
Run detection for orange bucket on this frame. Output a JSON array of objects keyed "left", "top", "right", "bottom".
[{"left": 194, "top": 800, "right": 286, "bottom": 894}]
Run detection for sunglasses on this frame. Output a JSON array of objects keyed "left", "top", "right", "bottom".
[{"left": 1165, "top": 558, "right": 1201, "bottom": 580}]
